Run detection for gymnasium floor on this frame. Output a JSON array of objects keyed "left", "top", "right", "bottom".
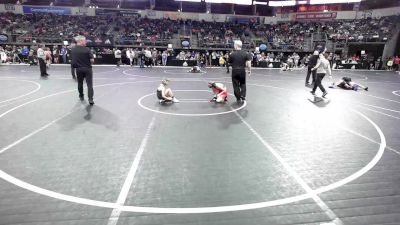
[{"left": 0, "top": 65, "right": 399, "bottom": 225}]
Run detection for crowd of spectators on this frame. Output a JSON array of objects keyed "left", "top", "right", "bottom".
[
  {"left": 189, "top": 20, "right": 254, "bottom": 49},
  {"left": 1, "top": 12, "right": 399, "bottom": 51},
  {"left": 1, "top": 12, "right": 399, "bottom": 70},
  {"left": 254, "top": 22, "right": 309, "bottom": 51},
  {"left": 114, "top": 17, "right": 179, "bottom": 46},
  {"left": 1, "top": 44, "right": 399, "bottom": 71},
  {"left": 324, "top": 16, "right": 398, "bottom": 43},
  {"left": 0, "top": 13, "right": 179, "bottom": 46},
  {"left": 253, "top": 16, "right": 398, "bottom": 51},
  {"left": 0, "top": 13, "right": 34, "bottom": 35},
  {"left": 16, "top": 14, "right": 112, "bottom": 43}
]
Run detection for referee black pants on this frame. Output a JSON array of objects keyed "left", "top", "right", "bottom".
[
  {"left": 306, "top": 66, "right": 316, "bottom": 84},
  {"left": 39, "top": 58, "right": 47, "bottom": 76},
  {"left": 232, "top": 70, "right": 246, "bottom": 100},
  {"left": 71, "top": 64, "right": 76, "bottom": 79},
  {"left": 76, "top": 67, "right": 94, "bottom": 101}
]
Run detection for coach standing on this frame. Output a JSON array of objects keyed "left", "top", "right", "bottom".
[
  {"left": 37, "top": 44, "right": 48, "bottom": 77},
  {"left": 228, "top": 40, "right": 252, "bottom": 103},
  {"left": 71, "top": 36, "right": 95, "bottom": 105}
]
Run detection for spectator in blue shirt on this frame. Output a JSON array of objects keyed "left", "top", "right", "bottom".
[
  {"left": 21, "top": 46, "right": 29, "bottom": 63},
  {"left": 61, "top": 46, "right": 68, "bottom": 64}
]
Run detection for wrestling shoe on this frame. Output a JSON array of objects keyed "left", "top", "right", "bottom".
[
  {"left": 310, "top": 91, "right": 316, "bottom": 96},
  {"left": 172, "top": 97, "right": 180, "bottom": 103},
  {"left": 322, "top": 91, "right": 328, "bottom": 98},
  {"left": 89, "top": 100, "right": 95, "bottom": 105},
  {"left": 364, "top": 87, "right": 368, "bottom": 91}
]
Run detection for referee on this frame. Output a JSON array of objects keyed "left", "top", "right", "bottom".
[
  {"left": 37, "top": 44, "right": 49, "bottom": 77},
  {"left": 228, "top": 40, "right": 252, "bottom": 102},
  {"left": 306, "top": 50, "right": 319, "bottom": 86},
  {"left": 71, "top": 35, "right": 95, "bottom": 105}
]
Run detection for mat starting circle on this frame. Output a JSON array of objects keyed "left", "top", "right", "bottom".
[{"left": 137, "top": 90, "right": 247, "bottom": 116}]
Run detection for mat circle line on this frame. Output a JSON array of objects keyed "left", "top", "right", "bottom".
[
  {"left": 392, "top": 90, "right": 400, "bottom": 97},
  {"left": 0, "top": 79, "right": 41, "bottom": 104},
  {"left": 163, "top": 69, "right": 207, "bottom": 74},
  {"left": 250, "top": 73, "right": 273, "bottom": 77},
  {"left": 138, "top": 90, "right": 246, "bottom": 116},
  {"left": 0, "top": 80, "right": 386, "bottom": 214},
  {"left": 123, "top": 69, "right": 231, "bottom": 79}
]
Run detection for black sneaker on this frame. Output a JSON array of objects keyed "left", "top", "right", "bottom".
[
  {"left": 89, "top": 100, "right": 95, "bottom": 105},
  {"left": 322, "top": 91, "right": 328, "bottom": 98},
  {"left": 365, "top": 87, "right": 368, "bottom": 91},
  {"left": 79, "top": 96, "right": 84, "bottom": 101},
  {"left": 310, "top": 91, "right": 316, "bottom": 95}
]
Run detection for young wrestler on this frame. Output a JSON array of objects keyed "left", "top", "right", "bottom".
[
  {"left": 208, "top": 82, "right": 228, "bottom": 103},
  {"left": 157, "top": 79, "right": 179, "bottom": 103},
  {"left": 329, "top": 76, "right": 368, "bottom": 91},
  {"left": 188, "top": 66, "right": 202, "bottom": 73}
]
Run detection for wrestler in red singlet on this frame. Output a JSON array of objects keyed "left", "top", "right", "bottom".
[{"left": 208, "top": 82, "right": 228, "bottom": 102}]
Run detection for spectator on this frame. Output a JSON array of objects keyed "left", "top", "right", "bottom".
[
  {"left": 219, "top": 54, "right": 225, "bottom": 67},
  {"left": 21, "top": 46, "right": 29, "bottom": 63},
  {"left": 52, "top": 46, "right": 60, "bottom": 64},
  {"left": 387, "top": 57, "right": 393, "bottom": 70},
  {"left": 394, "top": 55, "right": 400, "bottom": 72},
  {"left": 162, "top": 51, "right": 168, "bottom": 66},
  {"left": 126, "top": 48, "right": 133, "bottom": 66},
  {"left": 61, "top": 46, "right": 67, "bottom": 64},
  {"left": 114, "top": 48, "right": 122, "bottom": 67},
  {"left": 44, "top": 47, "right": 52, "bottom": 68}
]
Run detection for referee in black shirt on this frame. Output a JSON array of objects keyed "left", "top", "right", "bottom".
[
  {"left": 228, "top": 40, "right": 252, "bottom": 102},
  {"left": 306, "top": 50, "right": 319, "bottom": 86},
  {"left": 71, "top": 35, "right": 95, "bottom": 105}
]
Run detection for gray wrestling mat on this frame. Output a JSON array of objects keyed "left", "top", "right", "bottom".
[{"left": 0, "top": 65, "right": 399, "bottom": 225}]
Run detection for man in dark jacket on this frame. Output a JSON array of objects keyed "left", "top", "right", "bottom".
[
  {"left": 306, "top": 50, "right": 319, "bottom": 85},
  {"left": 71, "top": 35, "right": 94, "bottom": 105},
  {"left": 228, "top": 40, "right": 252, "bottom": 103}
]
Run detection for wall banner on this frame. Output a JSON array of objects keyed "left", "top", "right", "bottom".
[
  {"left": 4, "top": 4, "right": 15, "bottom": 11},
  {"left": 295, "top": 12, "right": 337, "bottom": 20},
  {"left": 23, "top": 6, "right": 71, "bottom": 15}
]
